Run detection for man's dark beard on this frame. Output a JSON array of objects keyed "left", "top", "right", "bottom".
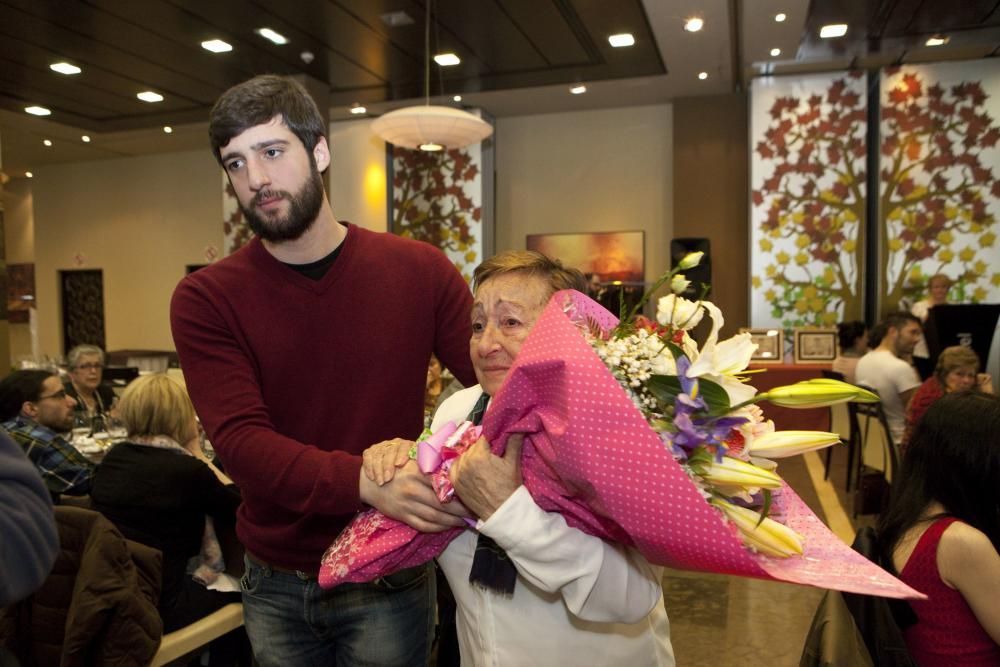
[{"left": 240, "top": 163, "right": 325, "bottom": 243}]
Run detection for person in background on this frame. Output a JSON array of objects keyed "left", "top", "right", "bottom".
[
  {"left": 0, "top": 430, "right": 59, "bottom": 606},
  {"left": 364, "top": 251, "right": 674, "bottom": 666},
  {"left": 63, "top": 344, "right": 117, "bottom": 423},
  {"left": 831, "top": 320, "right": 867, "bottom": 384},
  {"left": 878, "top": 391, "right": 1000, "bottom": 665},
  {"left": 90, "top": 374, "right": 248, "bottom": 664},
  {"left": 170, "top": 74, "right": 476, "bottom": 666},
  {"left": 909, "top": 273, "right": 952, "bottom": 377},
  {"left": 0, "top": 369, "right": 93, "bottom": 497},
  {"left": 903, "top": 345, "right": 993, "bottom": 450},
  {"left": 855, "top": 313, "right": 922, "bottom": 445}
]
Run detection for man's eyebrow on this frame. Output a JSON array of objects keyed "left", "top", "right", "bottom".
[{"left": 220, "top": 139, "right": 290, "bottom": 164}]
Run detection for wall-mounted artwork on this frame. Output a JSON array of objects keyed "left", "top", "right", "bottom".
[
  {"left": 750, "top": 72, "right": 868, "bottom": 330},
  {"left": 388, "top": 110, "right": 495, "bottom": 284},
  {"left": 879, "top": 60, "right": 1000, "bottom": 313},
  {"left": 741, "top": 327, "right": 784, "bottom": 364},
  {"left": 527, "top": 231, "right": 645, "bottom": 315},
  {"left": 7, "top": 263, "right": 35, "bottom": 324},
  {"left": 793, "top": 328, "right": 837, "bottom": 364}
]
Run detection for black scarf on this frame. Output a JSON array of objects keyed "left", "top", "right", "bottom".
[{"left": 466, "top": 392, "right": 519, "bottom": 596}]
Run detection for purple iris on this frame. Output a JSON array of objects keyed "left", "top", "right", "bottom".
[{"left": 663, "top": 358, "right": 747, "bottom": 461}]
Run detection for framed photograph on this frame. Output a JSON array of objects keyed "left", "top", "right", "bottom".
[
  {"left": 793, "top": 328, "right": 838, "bottom": 364},
  {"left": 741, "top": 328, "right": 784, "bottom": 364}
]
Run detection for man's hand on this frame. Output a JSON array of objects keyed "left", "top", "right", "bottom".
[
  {"left": 362, "top": 438, "right": 413, "bottom": 486},
  {"left": 359, "top": 459, "right": 468, "bottom": 533},
  {"left": 451, "top": 434, "right": 525, "bottom": 521}
]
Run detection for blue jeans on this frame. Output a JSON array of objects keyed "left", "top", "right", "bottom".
[{"left": 240, "top": 556, "right": 435, "bottom": 667}]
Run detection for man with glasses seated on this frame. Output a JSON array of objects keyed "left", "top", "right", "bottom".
[
  {"left": 0, "top": 370, "right": 94, "bottom": 497},
  {"left": 64, "top": 344, "right": 117, "bottom": 423}
]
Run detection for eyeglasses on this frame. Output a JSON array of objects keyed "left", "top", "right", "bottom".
[
  {"left": 36, "top": 389, "right": 68, "bottom": 401},
  {"left": 74, "top": 363, "right": 104, "bottom": 371}
]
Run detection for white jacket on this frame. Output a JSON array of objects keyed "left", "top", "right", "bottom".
[{"left": 434, "top": 386, "right": 675, "bottom": 667}]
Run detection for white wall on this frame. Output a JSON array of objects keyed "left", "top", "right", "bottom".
[
  {"left": 31, "top": 149, "right": 221, "bottom": 356},
  {"left": 495, "top": 104, "right": 673, "bottom": 283},
  {"left": 327, "top": 118, "right": 388, "bottom": 232}
]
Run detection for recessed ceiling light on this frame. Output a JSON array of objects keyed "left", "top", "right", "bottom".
[
  {"left": 698, "top": 71, "right": 708, "bottom": 80},
  {"left": 434, "top": 53, "right": 460, "bottom": 66},
  {"left": 201, "top": 39, "right": 233, "bottom": 53},
  {"left": 50, "top": 62, "right": 81, "bottom": 75},
  {"left": 775, "top": 13, "right": 787, "bottom": 22},
  {"left": 926, "top": 35, "right": 949, "bottom": 47},
  {"left": 256, "top": 27, "right": 288, "bottom": 45},
  {"left": 81, "top": 135, "right": 91, "bottom": 143},
  {"left": 608, "top": 33, "right": 635, "bottom": 47},
  {"left": 350, "top": 104, "right": 366, "bottom": 115},
  {"left": 25, "top": 105, "right": 51, "bottom": 116},
  {"left": 43, "top": 139, "right": 52, "bottom": 147},
  {"left": 570, "top": 85, "right": 587, "bottom": 94},
  {"left": 163, "top": 126, "right": 173, "bottom": 134},
  {"left": 770, "top": 47, "right": 781, "bottom": 57},
  {"left": 453, "top": 95, "right": 462, "bottom": 102},
  {"left": 25, "top": 171, "right": 33, "bottom": 178},
  {"left": 137, "top": 91, "right": 164, "bottom": 103},
  {"left": 684, "top": 17, "right": 704, "bottom": 32},
  {"left": 820, "top": 23, "right": 848, "bottom": 39},
  {"left": 380, "top": 10, "right": 414, "bottom": 27}
]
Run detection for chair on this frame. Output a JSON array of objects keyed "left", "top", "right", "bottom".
[
  {"left": 821, "top": 369, "right": 864, "bottom": 491},
  {"left": 851, "top": 387, "right": 902, "bottom": 517},
  {"left": 149, "top": 602, "right": 245, "bottom": 667}
]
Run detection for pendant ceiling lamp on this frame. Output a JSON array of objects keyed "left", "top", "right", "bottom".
[{"left": 371, "top": 0, "right": 492, "bottom": 152}]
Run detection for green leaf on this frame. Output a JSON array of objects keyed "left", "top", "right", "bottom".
[
  {"left": 664, "top": 341, "right": 684, "bottom": 360},
  {"left": 697, "top": 377, "right": 731, "bottom": 412},
  {"left": 646, "top": 375, "right": 682, "bottom": 403},
  {"left": 756, "top": 489, "right": 773, "bottom": 527}
]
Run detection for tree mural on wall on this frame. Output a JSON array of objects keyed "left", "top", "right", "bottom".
[
  {"left": 752, "top": 72, "right": 867, "bottom": 328},
  {"left": 392, "top": 146, "right": 482, "bottom": 283},
  {"left": 881, "top": 67, "right": 1000, "bottom": 309}
]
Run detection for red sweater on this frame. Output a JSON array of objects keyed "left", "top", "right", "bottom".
[{"left": 171, "top": 224, "right": 476, "bottom": 572}]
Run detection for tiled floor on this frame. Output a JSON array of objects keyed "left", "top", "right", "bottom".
[{"left": 661, "top": 441, "right": 871, "bottom": 666}]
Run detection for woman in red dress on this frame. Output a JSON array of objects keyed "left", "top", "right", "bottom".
[{"left": 878, "top": 391, "right": 1000, "bottom": 665}]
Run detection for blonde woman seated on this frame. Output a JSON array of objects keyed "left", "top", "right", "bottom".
[
  {"left": 365, "top": 251, "right": 673, "bottom": 666},
  {"left": 91, "top": 375, "right": 243, "bottom": 635}
]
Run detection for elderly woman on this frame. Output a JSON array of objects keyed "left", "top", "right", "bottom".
[
  {"left": 64, "top": 344, "right": 117, "bottom": 421},
  {"left": 904, "top": 345, "right": 993, "bottom": 448},
  {"left": 878, "top": 392, "right": 1000, "bottom": 664},
  {"left": 366, "top": 251, "right": 673, "bottom": 666},
  {"left": 90, "top": 374, "right": 243, "bottom": 640}
]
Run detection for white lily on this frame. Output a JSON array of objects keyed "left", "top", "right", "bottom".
[
  {"left": 670, "top": 274, "right": 691, "bottom": 295},
  {"left": 655, "top": 294, "right": 704, "bottom": 330},
  {"left": 684, "top": 301, "right": 758, "bottom": 405},
  {"left": 746, "top": 430, "right": 841, "bottom": 459},
  {"left": 701, "top": 456, "right": 783, "bottom": 490},
  {"left": 761, "top": 379, "right": 879, "bottom": 408},
  {"left": 713, "top": 500, "right": 804, "bottom": 558},
  {"left": 678, "top": 251, "right": 704, "bottom": 270}
]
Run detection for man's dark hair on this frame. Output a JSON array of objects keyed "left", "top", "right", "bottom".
[
  {"left": 869, "top": 312, "right": 921, "bottom": 348},
  {"left": 208, "top": 75, "right": 325, "bottom": 166},
  {"left": 0, "top": 370, "right": 55, "bottom": 421},
  {"left": 836, "top": 320, "right": 866, "bottom": 350}
]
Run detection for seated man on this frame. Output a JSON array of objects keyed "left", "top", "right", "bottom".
[
  {"left": 855, "top": 313, "right": 922, "bottom": 445},
  {"left": 0, "top": 369, "right": 94, "bottom": 496}
]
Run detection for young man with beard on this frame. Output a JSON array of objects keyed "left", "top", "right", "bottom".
[
  {"left": 170, "top": 75, "right": 477, "bottom": 666},
  {"left": 855, "top": 312, "right": 923, "bottom": 445}
]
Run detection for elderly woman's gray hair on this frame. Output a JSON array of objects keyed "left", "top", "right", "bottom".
[
  {"left": 67, "top": 344, "right": 105, "bottom": 369},
  {"left": 473, "top": 250, "right": 588, "bottom": 296}
]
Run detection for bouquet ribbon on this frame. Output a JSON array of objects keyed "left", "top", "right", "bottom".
[{"left": 320, "top": 290, "right": 923, "bottom": 600}]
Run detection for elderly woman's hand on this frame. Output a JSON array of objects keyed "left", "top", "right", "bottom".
[
  {"left": 363, "top": 438, "right": 414, "bottom": 486},
  {"left": 451, "top": 434, "right": 525, "bottom": 521}
]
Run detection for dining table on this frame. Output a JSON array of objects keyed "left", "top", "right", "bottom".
[{"left": 748, "top": 362, "right": 833, "bottom": 432}]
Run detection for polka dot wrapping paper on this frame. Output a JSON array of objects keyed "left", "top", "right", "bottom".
[{"left": 320, "top": 290, "right": 923, "bottom": 600}]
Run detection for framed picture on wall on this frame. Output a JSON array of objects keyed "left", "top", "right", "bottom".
[
  {"left": 740, "top": 327, "right": 784, "bottom": 364},
  {"left": 793, "top": 328, "right": 838, "bottom": 364},
  {"left": 526, "top": 231, "right": 645, "bottom": 315}
]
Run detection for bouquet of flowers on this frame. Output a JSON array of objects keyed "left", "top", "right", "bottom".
[{"left": 320, "top": 254, "right": 924, "bottom": 599}]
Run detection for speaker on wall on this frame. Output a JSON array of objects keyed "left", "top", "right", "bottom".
[{"left": 670, "top": 237, "right": 711, "bottom": 298}]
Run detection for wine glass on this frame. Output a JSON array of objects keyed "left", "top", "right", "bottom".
[
  {"left": 70, "top": 414, "right": 91, "bottom": 443},
  {"left": 107, "top": 416, "right": 128, "bottom": 441}
]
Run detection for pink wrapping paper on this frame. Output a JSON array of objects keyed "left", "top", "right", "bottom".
[{"left": 320, "top": 291, "right": 923, "bottom": 600}]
